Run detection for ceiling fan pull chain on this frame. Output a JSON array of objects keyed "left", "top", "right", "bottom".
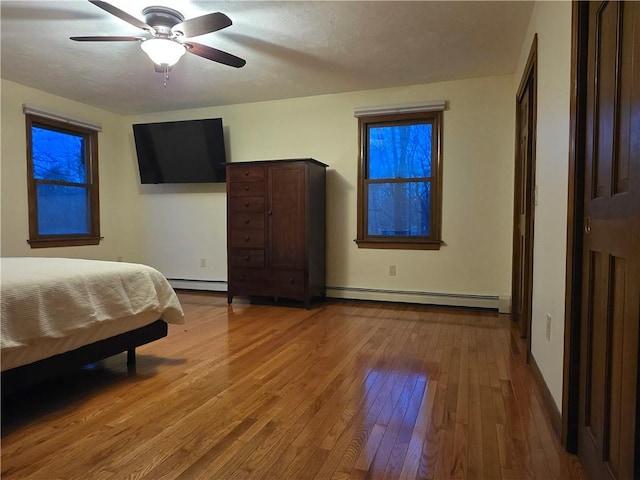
[{"left": 163, "top": 66, "right": 169, "bottom": 88}]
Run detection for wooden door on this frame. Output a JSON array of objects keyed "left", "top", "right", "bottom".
[
  {"left": 267, "top": 164, "right": 306, "bottom": 269},
  {"left": 512, "top": 37, "right": 537, "bottom": 344},
  {"left": 577, "top": 2, "right": 640, "bottom": 479}
]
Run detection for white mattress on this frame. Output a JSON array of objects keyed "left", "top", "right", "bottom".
[{"left": 0, "top": 257, "right": 184, "bottom": 371}]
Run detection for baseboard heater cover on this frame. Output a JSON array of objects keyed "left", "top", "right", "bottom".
[
  {"left": 167, "top": 280, "right": 510, "bottom": 312},
  {"left": 168, "top": 279, "right": 227, "bottom": 292},
  {"left": 327, "top": 286, "right": 505, "bottom": 311}
]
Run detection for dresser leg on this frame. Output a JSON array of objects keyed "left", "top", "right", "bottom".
[{"left": 227, "top": 294, "right": 233, "bottom": 304}]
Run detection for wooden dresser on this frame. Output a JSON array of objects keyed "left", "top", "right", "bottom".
[{"left": 226, "top": 159, "right": 327, "bottom": 305}]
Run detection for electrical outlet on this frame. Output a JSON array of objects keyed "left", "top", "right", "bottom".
[
  {"left": 546, "top": 314, "right": 552, "bottom": 341},
  {"left": 200, "top": 258, "right": 206, "bottom": 268},
  {"left": 389, "top": 265, "right": 397, "bottom": 276}
]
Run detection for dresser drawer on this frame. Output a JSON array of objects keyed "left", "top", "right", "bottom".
[
  {"left": 229, "top": 213, "right": 265, "bottom": 230},
  {"left": 228, "top": 229, "right": 265, "bottom": 248},
  {"left": 229, "top": 249, "right": 265, "bottom": 268},
  {"left": 229, "top": 196, "right": 265, "bottom": 213},
  {"left": 229, "top": 268, "right": 268, "bottom": 286},
  {"left": 229, "top": 181, "right": 265, "bottom": 198},
  {"left": 228, "top": 165, "right": 265, "bottom": 182},
  {"left": 229, "top": 268, "right": 307, "bottom": 302},
  {"left": 272, "top": 270, "right": 305, "bottom": 293}
]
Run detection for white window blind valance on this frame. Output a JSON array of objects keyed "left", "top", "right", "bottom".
[
  {"left": 22, "top": 104, "right": 102, "bottom": 132},
  {"left": 354, "top": 100, "right": 446, "bottom": 118}
]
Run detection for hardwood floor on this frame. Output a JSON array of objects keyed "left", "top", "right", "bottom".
[{"left": 1, "top": 291, "right": 586, "bottom": 479}]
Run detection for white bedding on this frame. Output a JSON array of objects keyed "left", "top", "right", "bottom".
[{"left": 0, "top": 257, "right": 184, "bottom": 371}]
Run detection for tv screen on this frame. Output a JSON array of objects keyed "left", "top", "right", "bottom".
[{"left": 132, "top": 118, "right": 226, "bottom": 184}]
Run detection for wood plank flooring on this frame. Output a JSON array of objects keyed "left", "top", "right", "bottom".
[{"left": 1, "top": 291, "right": 586, "bottom": 479}]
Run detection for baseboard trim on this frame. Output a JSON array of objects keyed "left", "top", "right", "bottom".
[
  {"left": 167, "top": 280, "right": 508, "bottom": 311},
  {"left": 167, "top": 278, "right": 227, "bottom": 292},
  {"left": 498, "top": 295, "right": 512, "bottom": 314},
  {"left": 326, "top": 286, "right": 503, "bottom": 310},
  {"left": 529, "top": 352, "right": 562, "bottom": 437}
]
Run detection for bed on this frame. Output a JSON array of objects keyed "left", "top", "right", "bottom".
[{"left": 1, "top": 257, "right": 184, "bottom": 392}]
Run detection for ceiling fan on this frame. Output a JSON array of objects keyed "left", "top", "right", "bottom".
[{"left": 70, "top": 0, "right": 246, "bottom": 73}]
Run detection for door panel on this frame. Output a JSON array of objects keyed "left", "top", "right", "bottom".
[
  {"left": 517, "top": 87, "right": 533, "bottom": 339},
  {"left": 268, "top": 165, "right": 306, "bottom": 269},
  {"left": 512, "top": 40, "right": 536, "bottom": 344},
  {"left": 583, "top": 251, "right": 606, "bottom": 446},
  {"left": 514, "top": 90, "right": 530, "bottom": 332},
  {"left": 593, "top": 1, "right": 618, "bottom": 199},
  {"left": 607, "top": 256, "right": 626, "bottom": 475},
  {"left": 578, "top": 2, "right": 640, "bottom": 479}
]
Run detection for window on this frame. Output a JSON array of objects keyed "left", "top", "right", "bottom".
[
  {"left": 356, "top": 110, "right": 443, "bottom": 249},
  {"left": 26, "top": 114, "right": 100, "bottom": 248}
]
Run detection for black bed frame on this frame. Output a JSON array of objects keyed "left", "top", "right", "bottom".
[{"left": 1, "top": 320, "right": 168, "bottom": 394}]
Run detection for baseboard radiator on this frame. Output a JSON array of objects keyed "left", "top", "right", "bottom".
[
  {"left": 328, "top": 286, "right": 509, "bottom": 312},
  {"left": 168, "top": 279, "right": 510, "bottom": 313},
  {"left": 168, "top": 278, "right": 228, "bottom": 292}
]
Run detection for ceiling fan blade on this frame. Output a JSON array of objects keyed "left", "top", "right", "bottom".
[
  {"left": 185, "top": 42, "right": 246, "bottom": 68},
  {"left": 70, "top": 36, "right": 145, "bottom": 42},
  {"left": 172, "top": 12, "right": 232, "bottom": 38},
  {"left": 88, "top": 0, "right": 151, "bottom": 31}
]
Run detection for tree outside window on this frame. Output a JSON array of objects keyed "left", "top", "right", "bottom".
[{"left": 356, "top": 110, "right": 442, "bottom": 250}]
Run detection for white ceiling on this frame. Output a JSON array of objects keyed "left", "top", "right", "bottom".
[{"left": 1, "top": 1, "right": 534, "bottom": 116}]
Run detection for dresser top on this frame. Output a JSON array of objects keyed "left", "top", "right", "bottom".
[{"left": 226, "top": 158, "right": 328, "bottom": 168}]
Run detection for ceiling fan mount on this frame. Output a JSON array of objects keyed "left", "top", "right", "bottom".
[
  {"left": 141, "top": 6, "right": 184, "bottom": 35},
  {"left": 70, "top": 1, "right": 246, "bottom": 71}
]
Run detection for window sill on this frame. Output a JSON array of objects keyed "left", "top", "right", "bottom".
[
  {"left": 354, "top": 239, "right": 443, "bottom": 250},
  {"left": 28, "top": 236, "right": 102, "bottom": 248}
]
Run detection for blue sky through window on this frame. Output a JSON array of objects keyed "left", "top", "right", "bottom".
[
  {"left": 31, "top": 125, "right": 90, "bottom": 236},
  {"left": 36, "top": 184, "right": 90, "bottom": 234},
  {"left": 32, "top": 126, "right": 86, "bottom": 183},
  {"left": 366, "top": 122, "right": 433, "bottom": 237},
  {"left": 368, "top": 123, "right": 432, "bottom": 179}
]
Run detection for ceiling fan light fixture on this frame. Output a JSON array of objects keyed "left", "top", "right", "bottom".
[
  {"left": 71, "top": 2, "right": 245, "bottom": 71},
  {"left": 140, "top": 38, "right": 186, "bottom": 66}
]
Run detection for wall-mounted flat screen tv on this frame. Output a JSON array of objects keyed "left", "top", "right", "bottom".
[{"left": 133, "top": 117, "right": 226, "bottom": 184}]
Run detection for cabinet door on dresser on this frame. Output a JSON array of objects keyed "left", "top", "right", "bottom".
[{"left": 268, "top": 164, "right": 306, "bottom": 269}]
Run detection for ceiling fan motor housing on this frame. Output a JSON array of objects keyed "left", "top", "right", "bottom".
[{"left": 142, "top": 6, "right": 184, "bottom": 34}]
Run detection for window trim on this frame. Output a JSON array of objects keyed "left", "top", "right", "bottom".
[
  {"left": 356, "top": 110, "right": 443, "bottom": 250},
  {"left": 25, "top": 114, "right": 101, "bottom": 248}
]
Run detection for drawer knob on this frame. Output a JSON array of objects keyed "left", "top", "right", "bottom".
[
  {"left": 245, "top": 202, "right": 250, "bottom": 207},
  {"left": 244, "top": 185, "right": 250, "bottom": 191},
  {"left": 245, "top": 219, "right": 250, "bottom": 224},
  {"left": 245, "top": 236, "right": 250, "bottom": 242},
  {"left": 245, "top": 255, "right": 250, "bottom": 260},
  {"left": 290, "top": 277, "right": 295, "bottom": 284},
  {"left": 244, "top": 170, "right": 249, "bottom": 176},
  {"left": 268, "top": 210, "right": 273, "bottom": 216},
  {"left": 240, "top": 274, "right": 244, "bottom": 281}
]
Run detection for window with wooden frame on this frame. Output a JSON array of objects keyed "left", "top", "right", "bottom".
[
  {"left": 25, "top": 113, "right": 101, "bottom": 248},
  {"left": 356, "top": 110, "right": 443, "bottom": 249}
]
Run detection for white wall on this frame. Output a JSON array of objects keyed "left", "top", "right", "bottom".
[
  {"left": 1, "top": 75, "right": 515, "bottom": 306},
  {"left": 513, "top": 1, "right": 572, "bottom": 411},
  {"left": 0, "top": 79, "right": 140, "bottom": 261},
  {"left": 126, "top": 75, "right": 516, "bottom": 305}
]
